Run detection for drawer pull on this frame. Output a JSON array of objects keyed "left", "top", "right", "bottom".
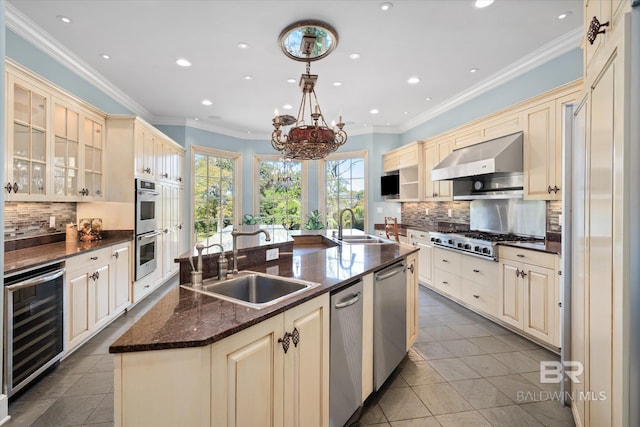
[
  {"left": 442, "top": 281, "right": 448, "bottom": 284},
  {"left": 90, "top": 256, "right": 98, "bottom": 261},
  {"left": 587, "top": 16, "right": 609, "bottom": 45},
  {"left": 473, "top": 294, "right": 480, "bottom": 299},
  {"left": 442, "top": 259, "right": 449, "bottom": 263},
  {"left": 516, "top": 254, "right": 525, "bottom": 258},
  {"left": 473, "top": 269, "right": 480, "bottom": 273}
]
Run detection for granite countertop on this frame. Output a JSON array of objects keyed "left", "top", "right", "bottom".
[
  {"left": 4, "top": 231, "right": 134, "bottom": 275},
  {"left": 110, "top": 235, "right": 417, "bottom": 354}
]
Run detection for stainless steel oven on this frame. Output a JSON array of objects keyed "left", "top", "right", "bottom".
[
  {"left": 135, "top": 231, "right": 160, "bottom": 280},
  {"left": 135, "top": 179, "right": 158, "bottom": 235},
  {"left": 4, "top": 262, "right": 65, "bottom": 397}
]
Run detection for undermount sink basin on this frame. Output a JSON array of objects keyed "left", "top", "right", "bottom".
[
  {"left": 181, "top": 271, "right": 319, "bottom": 309},
  {"left": 335, "top": 234, "right": 395, "bottom": 245}
]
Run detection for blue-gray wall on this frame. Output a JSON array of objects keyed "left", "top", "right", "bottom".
[{"left": 4, "top": 26, "right": 582, "bottom": 234}]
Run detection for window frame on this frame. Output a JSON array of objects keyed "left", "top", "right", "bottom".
[
  {"left": 253, "top": 154, "right": 308, "bottom": 229},
  {"left": 318, "top": 149, "right": 369, "bottom": 233},
  {"left": 190, "top": 145, "right": 242, "bottom": 247}
]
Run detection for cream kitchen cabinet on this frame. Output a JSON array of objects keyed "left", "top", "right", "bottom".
[
  {"left": 115, "top": 293, "right": 329, "bottom": 427},
  {"left": 432, "top": 247, "right": 462, "bottom": 299},
  {"left": 65, "top": 247, "right": 112, "bottom": 352},
  {"left": 459, "top": 255, "right": 499, "bottom": 318},
  {"left": 408, "top": 229, "right": 433, "bottom": 286},
  {"left": 111, "top": 242, "right": 132, "bottom": 315},
  {"left": 422, "top": 137, "right": 452, "bottom": 201},
  {"left": 406, "top": 253, "right": 419, "bottom": 349},
  {"left": 382, "top": 142, "right": 422, "bottom": 201},
  {"left": 498, "top": 246, "right": 559, "bottom": 347},
  {"left": 5, "top": 64, "right": 107, "bottom": 202}
]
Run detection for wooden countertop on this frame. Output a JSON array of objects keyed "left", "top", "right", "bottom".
[{"left": 110, "top": 235, "right": 418, "bottom": 354}]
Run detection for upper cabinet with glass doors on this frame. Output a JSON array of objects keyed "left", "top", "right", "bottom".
[
  {"left": 6, "top": 74, "right": 50, "bottom": 200},
  {"left": 6, "top": 63, "right": 106, "bottom": 201}
]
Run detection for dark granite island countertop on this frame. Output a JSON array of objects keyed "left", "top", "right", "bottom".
[{"left": 110, "top": 238, "right": 418, "bottom": 353}]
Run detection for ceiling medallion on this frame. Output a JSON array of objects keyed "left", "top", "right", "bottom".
[{"left": 272, "top": 20, "right": 347, "bottom": 160}]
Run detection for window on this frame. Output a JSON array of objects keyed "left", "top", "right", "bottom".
[
  {"left": 192, "top": 146, "right": 241, "bottom": 243},
  {"left": 255, "top": 156, "right": 307, "bottom": 230},
  {"left": 321, "top": 151, "right": 368, "bottom": 231}
]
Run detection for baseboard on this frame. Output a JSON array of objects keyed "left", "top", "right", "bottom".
[{"left": 0, "top": 394, "right": 10, "bottom": 426}]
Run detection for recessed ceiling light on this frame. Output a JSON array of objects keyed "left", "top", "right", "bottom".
[
  {"left": 333, "top": 81, "right": 343, "bottom": 86},
  {"left": 558, "top": 11, "right": 573, "bottom": 19},
  {"left": 100, "top": 54, "right": 111, "bottom": 60},
  {"left": 407, "top": 76, "right": 420, "bottom": 84},
  {"left": 474, "top": 0, "right": 494, "bottom": 8},
  {"left": 237, "top": 42, "right": 249, "bottom": 49},
  {"left": 287, "top": 78, "right": 296, "bottom": 83},
  {"left": 386, "top": 122, "right": 391, "bottom": 126},
  {"left": 364, "top": 124, "right": 369, "bottom": 127},
  {"left": 194, "top": 117, "right": 199, "bottom": 121},
  {"left": 201, "top": 99, "right": 213, "bottom": 106},
  {"left": 56, "top": 15, "right": 72, "bottom": 24},
  {"left": 404, "top": 111, "right": 409, "bottom": 115},
  {"left": 243, "top": 75, "right": 252, "bottom": 80},
  {"left": 380, "top": 2, "right": 393, "bottom": 11},
  {"left": 370, "top": 109, "right": 379, "bottom": 115},
  {"left": 176, "top": 58, "right": 192, "bottom": 67},
  {"left": 470, "top": 68, "right": 479, "bottom": 73},
  {"left": 425, "top": 97, "right": 432, "bottom": 101},
  {"left": 349, "top": 53, "right": 361, "bottom": 60},
  {"left": 247, "top": 130, "right": 252, "bottom": 134},
  {"left": 283, "top": 104, "right": 293, "bottom": 110}
]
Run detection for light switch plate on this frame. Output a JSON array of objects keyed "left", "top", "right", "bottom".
[
  {"left": 376, "top": 207, "right": 383, "bottom": 213},
  {"left": 49, "top": 216, "right": 55, "bottom": 228},
  {"left": 447, "top": 209, "right": 452, "bottom": 218},
  {"left": 266, "top": 248, "right": 279, "bottom": 261},
  {"left": 425, "top": 208, "right": 429, "bottom": 215}
]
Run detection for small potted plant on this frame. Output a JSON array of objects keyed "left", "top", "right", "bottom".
[{"left": 304, "top": 210, "right": 325, "bottom": 230}]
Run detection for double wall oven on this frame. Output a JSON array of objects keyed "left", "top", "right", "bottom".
[{"left": 135, "top": 179, "right": 159, "bottom": 280}]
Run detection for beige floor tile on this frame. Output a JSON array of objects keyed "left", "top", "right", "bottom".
[
  {"left": 400, "top": 361, "right": 446, "bottom": 386},
  {"left": 479, "top": 404, "right": 544, "bottom": 426},
  {"left": 435, "top": 410, "right": 492, "bottom": 427},
  {"left": 420, "top": 326, "right": 463, "bottom": 341},
  {"left": 467, "top": 336, "right": 517, "bottom": 354},
  {"left": 378, "top": 387, "right": 432, "bottom": 421},
  {"left": 4, "top": 399, "right": 55, "bottom": 427},
  {"left": 427, "top": 358, "right": 481, "bottom": 382},
  {"left": 524, "top": 348, "right": 561, "bottom": 363},
  {"left": 447, "top": 324, "right": 492, "bottom": 338},
  {"left": 360, "top": 403, "right": 387, "bottom": 425},
  {"left": 439, "top": 339, "right": 487, "bottom": 356},
  {"left": 459, "top": 354, "right": 514, "bottom": 377},
  {"left": 390, "top": 417, "right": 441, "bottom": 427},
  {"left": 494, "top": 334, "right": 542, "bottom": 350},
  {"left": 449, "top": 378, "right": 514, "bottom": 409},
  {"left": 30, "top": 395, "right": 105, "bottom": 427},
  {"left": 486, "top": 374, "right": 543, "bottom": 404},
  {"left": 491, "top": 351, "right": 540, "bottom": 373},
  {"left": 413, "top": 383, "right": 474, "bottom": 415},
  {"left": 520, "top": 371, "right": 562, "bottom": 394},
  {"left": 413, "top": 342, "right": 455, "bottom": 360},
  {"left": 520, "top": 401, "right": 576, "bottom": 426}
]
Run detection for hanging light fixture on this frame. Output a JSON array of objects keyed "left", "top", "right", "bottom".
[{"left": 272, "top": 20, "right": 347, "bottom": 160}]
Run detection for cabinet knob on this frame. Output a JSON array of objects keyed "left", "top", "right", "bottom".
[
  {"left": 473, "top": 294, "right": 480, "bottom": 299},
  {"left": 90, "top": 256, "right": 98, "bottom": 261},
  {"left": 553, "top": 185, "right": 560, "bottom": 194},
  {"left": 516, "top": 254, "right": 525, "bottom": 258},
  {"left": 13, "top": 183, "right": 19, "bottom": 193},
  {"left": 408, "top": 264, "right": 414, "bottom": 273},
  {"left": 5, "top": 183, "right": 12, "bottom": 193},
  {"left": 144, "top": 167, "right": 152, "bottom": 174},
  {"left": 587, "top": 16, "right": 610, "bottom": 45},
  {"left": 548, "top": 186, "right": 553, "bottom": 194},
  {"left": 442, "top": 259, "right": 448, "bottom": 263},
  {"left": 162, "top": 172, "right": 169, "bottom": 178},
  {"left": 473, "top": 269, "right": 480, "bottom": 273},
  {"left": 177, "top": 177, "right": 183, "bottom": 182},
  {"left": 113, "top": 252, "right": 119, "bottom": 259},
  {"left": 291, "top": 327, "right": 300, "bottom": 348},
  {"left": 442, "top": 281, "right": 448, "bottom": 285},
  {"left": 515, "top": 268, "right": 521, "bottom": 278},
  {"left": 278, "top": 332, "right": 291, "bottom": 353}
]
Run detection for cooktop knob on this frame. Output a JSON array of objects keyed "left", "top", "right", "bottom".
[
  {"left": 474, "top": 246, "right": 481, "bottom": 252},
  {"left": 464, "top": 244, "right": 471, "bottom": 250},
  {"left": 482, "top": 248, "right": 490, "bottom": 254},
  {"left": 448, "top": 239, "right": 454, "bottom": 245}
]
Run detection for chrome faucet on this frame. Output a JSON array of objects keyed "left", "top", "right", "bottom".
[
  {"left": 338, "top": 208, "right": 356, "bottom": 240},
  {"left": 231, "top": 228, "right": 271, "bottom": 274},
  {"left": 195, "top": 243, "right": 227, "bottom": 282}
]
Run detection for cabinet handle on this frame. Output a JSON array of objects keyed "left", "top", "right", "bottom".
[
  {"left": 113, "top": 252, "right": 119, "bottom": 259},
  {"left": 553, "top": 185, "right": 560, "bottom": 194},
  {"left": 473, "top": 294, "right": 480, "bottom": 299},
  {"left": 13, "top": 183, "right": 19, "bottom": 193},
  {"left": 91, "top": 256, "right": 98, "bottom": 261},
  {"left": 90, "top": 272, "right": 97, "bottom": 281},
  {"left": 442, "top": 259, "right": 448, "bottom": 263},
  {"left": 516, "top": 254, "right": 525, "bottom": 258},
  {"left": 278, "top": 332, "right": 291, "bottom": 354},
  {"left": 548, "top": 185, "right": 553, "bottom": 194},
  {"left": 5, "top": 183, "right": 12, "bottom": 193},
  {"left": 95, "top": 271, "right": 100, "bottom": 280},
  {"left": 587, "top": 16, "right": 610, "bottom": 45},
  {"left": 515, "top": 268, "right": 521, "bottom": 278},
  {"left": 177, "top": 177, "right": 183, "bottom": 182},
  {"left": 144, "top": 284, "right": 150, "bottom": 288},
  {"left": 558, "top": 302, "right": 562, "bottom": 307},
  {"left": 95, "top": 189, "right": 101, "bottom": 196},
  {"left": 442, "top": 281, "right": 448, "bottom": 284},
  {"left": 473, "top": 269, "right": 480, "bottom": 273},
  {"left": 161, "top": 172, "right": 169, "bottom": 178},
  {"left": 520, "top": 271, "right": 527, "bottom": 278},
  {"left": 291, "top": 327, "right": 300, "bottom": 348},
  {"left": 144, "top": 167, "right": 152, "bottom": 174},
  {"left": 408, "top": 264, "right": 414, "bottom": 273}
]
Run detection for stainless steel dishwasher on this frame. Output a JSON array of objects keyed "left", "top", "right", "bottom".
[
  {"left": 330, "top": 279, "right": 363, "bottom": 427},
  {"left": 374, "top": 261, "right": 407, "bottom": 390}
]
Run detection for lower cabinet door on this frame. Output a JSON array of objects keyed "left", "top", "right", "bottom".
[
  {"left": 522, "top": 264, "right": 556, "bottom": 345},
  {"left": 211, "top": 315, "right": 284, "bottom": 427},
  {"left": 93, "top": 264, "right": 111, "bottom": 331},
  {"left": 283, "top": 294, "right": 330, "bottom": 427},
  {"left": 66, "top": 271, "right": 92, "bottom": 351},
  {"left": 498, "top": 261, "right": 523, "bottom": 328}
]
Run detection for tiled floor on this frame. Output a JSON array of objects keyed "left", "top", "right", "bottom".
[
  {"left": 5, "top": 280, "right": 575, "bottom": 426},
  {"left": 359, "top": 286, "right": 575, "bottom": 427}
]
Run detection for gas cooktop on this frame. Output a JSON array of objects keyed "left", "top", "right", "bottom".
[{"left": 428, "top": 230, "right": 544, "bottom": 261}]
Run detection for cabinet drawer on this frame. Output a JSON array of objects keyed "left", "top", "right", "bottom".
[
  {"left": 459, "top": 256, "right": 498, "bottom": 286},
  {"left": 66, "top": 247, "right": 112, "bottom": 273},
  {"left": 133, "top": 275, "right": 155, "bottom": 303},
  {"left": 433, "top": 269, "right": 460, "bottom": 299},
  {"left": 460, "top": 278, "right": 498, "bottom": 317},
  {"left": 433, "top": 248, "right": 461, "bottom": 275},
  {"left": 499, "top": 246, "right": 555, "bottom": 269}
]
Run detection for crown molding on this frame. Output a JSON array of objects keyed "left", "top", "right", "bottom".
[
  {"left": 5, "top": 3, "right": 154, "bottom": 121},
  {"left": 399, "top": 26, "right": 583, "bottom": 133}
]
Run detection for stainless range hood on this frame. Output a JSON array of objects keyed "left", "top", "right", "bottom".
[{"left": 431, "top": 132, "right": 523, "bottom": 181}]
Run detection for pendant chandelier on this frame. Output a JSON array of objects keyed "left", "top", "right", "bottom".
[{"left": 271, "top": 21, "right": 347, "bottom": 160}]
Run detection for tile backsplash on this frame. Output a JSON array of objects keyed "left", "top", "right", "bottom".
[{"left": 4, "top": 202, "right": 76, "bottom": 240}]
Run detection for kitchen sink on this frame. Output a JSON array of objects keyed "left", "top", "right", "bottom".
[
  {"left": 334, "top": 234, "right": 395, "bottom": 245},
  {"left": 180, "top": 271, "right": 319, "bottom": 309}
]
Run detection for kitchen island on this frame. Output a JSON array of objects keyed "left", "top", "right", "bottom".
[{"left": 109, "top": 231, "right": 418, "bottom": 427}]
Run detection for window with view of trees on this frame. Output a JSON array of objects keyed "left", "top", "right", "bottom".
[
  {"left": 256, "top": 157, "right": 305, "bottom": 230},
  {"left": 322, "top": 152, "right": 367, "bottom": 231},
  {"left": 192, "top": 147, "right": 240, "bottom": 243}
]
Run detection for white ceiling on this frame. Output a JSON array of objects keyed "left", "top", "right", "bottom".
[{"left": 6, "top": 0, "right": 583, "bottom": 140}]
